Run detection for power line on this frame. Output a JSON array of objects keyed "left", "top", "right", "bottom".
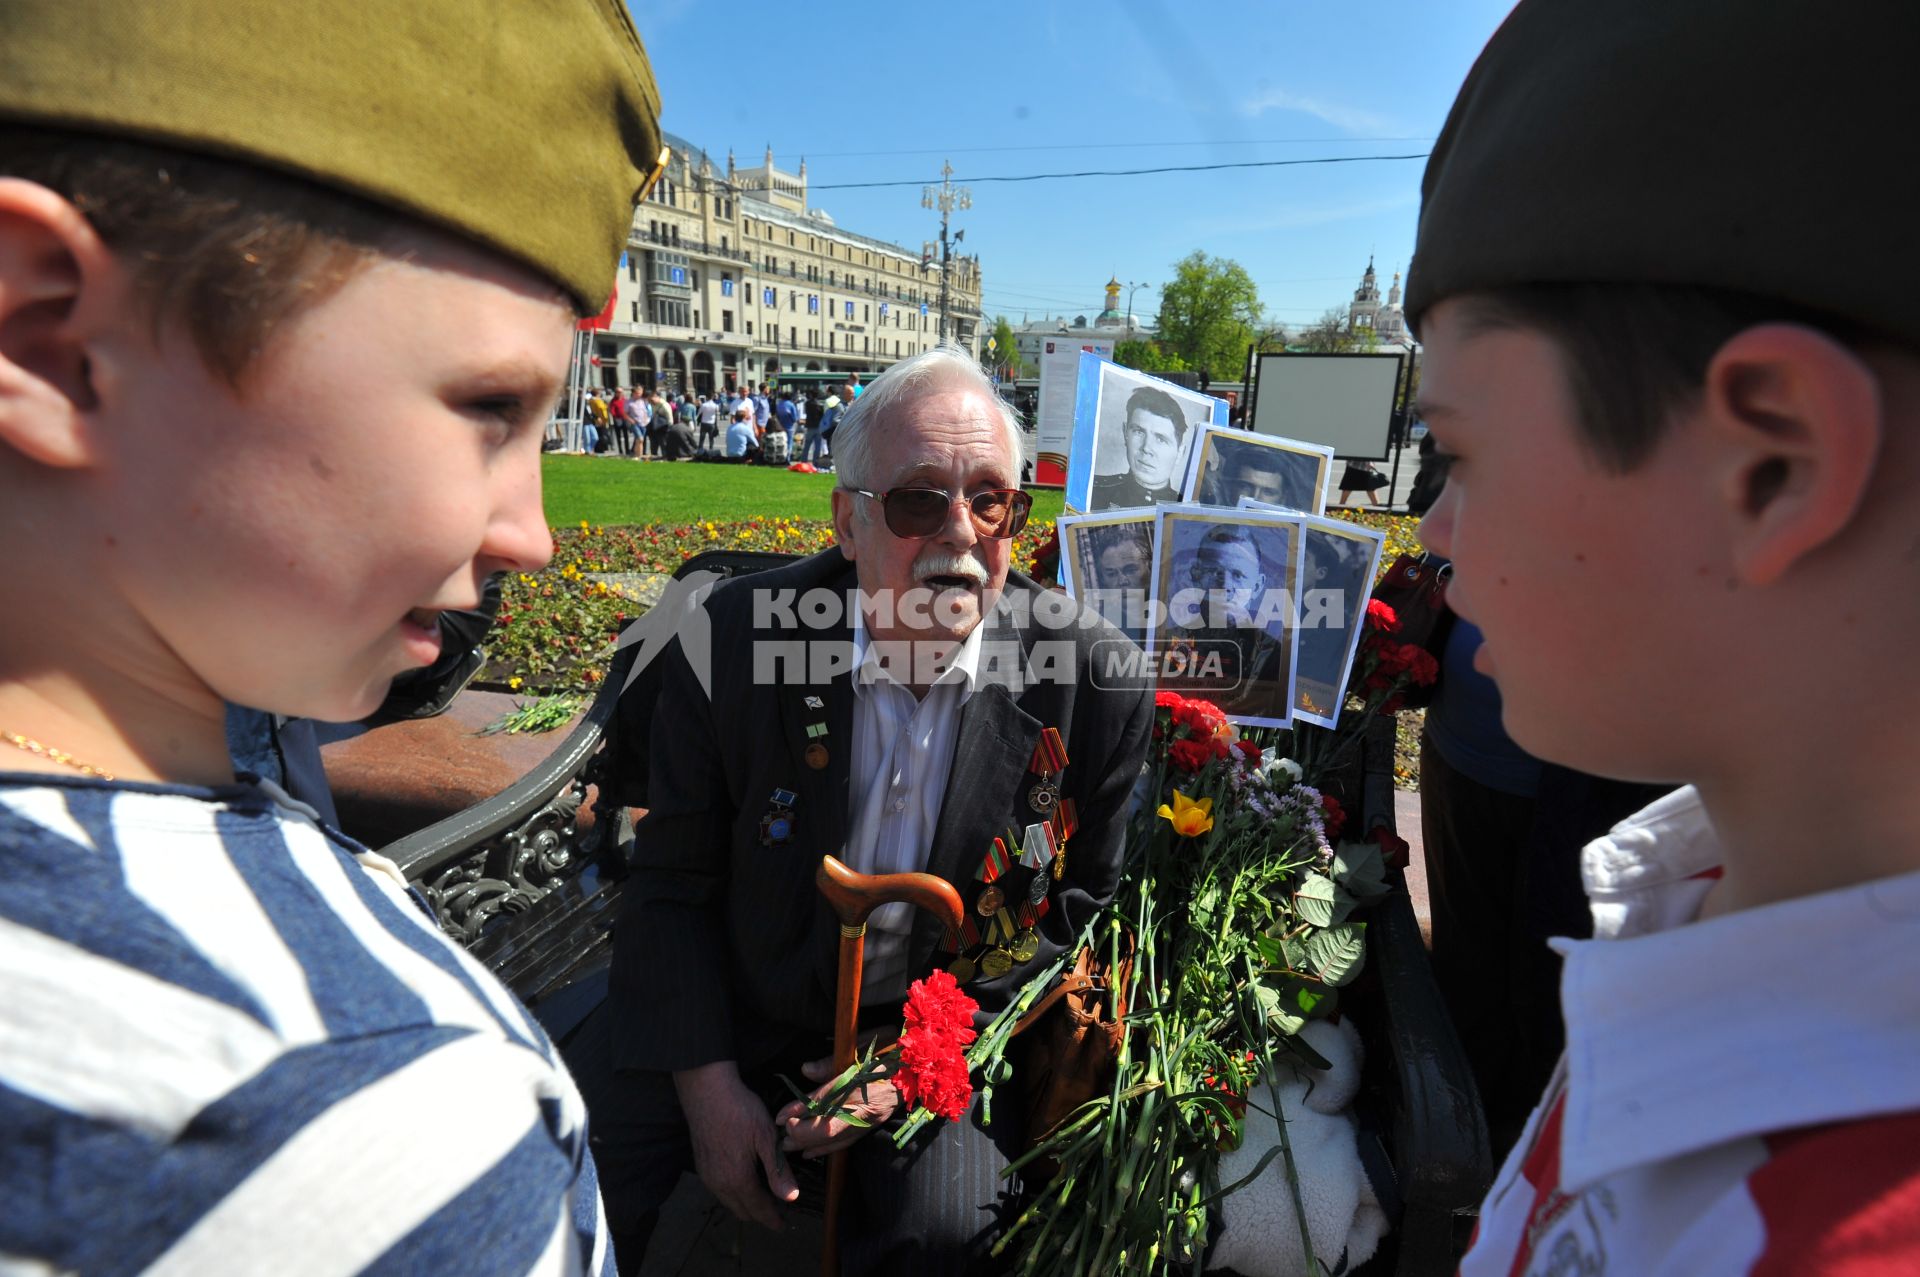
[
  {"left": 795, "top": 136, "right": 1436, "bottom": 160},
  {"left": 808, "top": 152, "right": 1429, "bottom": 192}
]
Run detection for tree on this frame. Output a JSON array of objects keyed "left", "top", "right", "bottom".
[
  {"left": 1297, "top": 307, "right": 1358, "bottom": 353},
  {"left": 1153, "top": 252, "right": 1261, "bottom": 383},
  {"left": 1112, "top": 338, "right": 1186, "bottom": 373},
  {"left": 986, "top": 316, "right": 1024, "bottom": 379}
]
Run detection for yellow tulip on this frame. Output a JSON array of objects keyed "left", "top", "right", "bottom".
[{"left": 1156, "top": 790, "right": 1214, "bottom": 838}]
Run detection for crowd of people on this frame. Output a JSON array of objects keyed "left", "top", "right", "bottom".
[{"left": 566, "top": 377, "right": 862, "bottom": 467}]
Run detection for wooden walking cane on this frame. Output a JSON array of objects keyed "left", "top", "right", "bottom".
[{"left": 814, "top": 855, "right": 965, "bottom": 1277}]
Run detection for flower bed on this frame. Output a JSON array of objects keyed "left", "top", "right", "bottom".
[{"left": 485, "top": 510, "right": 1422, "bottom": 695}]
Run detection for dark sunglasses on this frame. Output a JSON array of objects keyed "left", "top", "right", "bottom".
[{"left": 848, "top": 486, "right": 1033, "bottom": 540}]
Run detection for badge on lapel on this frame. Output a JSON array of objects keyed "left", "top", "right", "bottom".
[{"left": 759, "top": 788, "right": 798, "bottom": 847}]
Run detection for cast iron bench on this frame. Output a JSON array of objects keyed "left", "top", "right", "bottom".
[{"left": 382, "top": 548, "right": 1491, "bottom": 1275}]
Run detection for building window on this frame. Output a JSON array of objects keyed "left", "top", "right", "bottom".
[
  {"left": 864, "top": 305, "right": 870, "bottom": 322},
  {"left": 791, "top": 326, "right": 797, "bottom": 346},
  {"left": 670, "top": 225, "right": 680, "bottom": 247},
  {"left": 722, "top": 310, "right": 734, "bottom": 332},
  {"left": 830, "top": 332, "right": 836, "bottom": 352},
  {"left": 788, "top": 230, "right": 796, "bottom": 246},
  {"left": 894, "top": 340, "right": 900, "bottom": 356},
  {"left": 864, "top": 336, "right": 870, "bottom": 353},
  {"left": 721, "top": 235, "right": 729, "bottom": 250},
  {"left": 631, "top": 302, "right": 640, "bottom": 323},
  {"left": 746, "top": 322, "right": 753, "bottom": 336},
  {"left": 627, "top": 257, "right": 638, "bottom": 282}
]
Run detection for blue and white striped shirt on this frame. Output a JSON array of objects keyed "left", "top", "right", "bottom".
[{"left": 0, "top": 775, "right": 615, "bottom": 1276}]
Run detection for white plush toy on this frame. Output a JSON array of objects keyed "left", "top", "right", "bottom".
[{"left": 1205, "top": 1017, "right": 1390, "bottom": 1277}]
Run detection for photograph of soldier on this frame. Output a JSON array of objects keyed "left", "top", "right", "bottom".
[
  {"left": 1284, "top": 516, "right": 1386, "bottom": 727},
  {"left": 1076, "top": 363, "right": 1218, "bottom": 512},
  {"left": 1058, "top": 511, "right": 1156, "bottom": 642},
  {"left": 1148, "top": 509, "right": 1300, "bottom": 728},
  {"left": 1184, "top": 426, "right": 1336, "bottom": 515}
]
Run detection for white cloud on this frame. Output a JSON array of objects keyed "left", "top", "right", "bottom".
[{"left": 1237, "top": 87, "right": 1393, "bottom": 135}]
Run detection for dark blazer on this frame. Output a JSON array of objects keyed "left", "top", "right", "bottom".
[{"left": 608, "top": 547, "right": 1153, "bottom": 1075}]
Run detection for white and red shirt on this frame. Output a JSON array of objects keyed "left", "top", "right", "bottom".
[{"left": 1461, "top": 786, "right": 1920, "bottom": 1276}]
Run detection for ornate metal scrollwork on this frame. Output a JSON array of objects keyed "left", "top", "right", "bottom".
[{"left": 419, "top": 778, "right": 588, "bottom": 944}]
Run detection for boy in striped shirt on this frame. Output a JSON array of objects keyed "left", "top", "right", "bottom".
[
  {"left": 1406, "top": 0, "right": 1920, "bottom": 1272},
  {"left": 0, "top": 1, "right": 663, "bottom": 1272}
]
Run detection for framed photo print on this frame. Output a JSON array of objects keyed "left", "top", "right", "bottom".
[
  {"left": 1181, "top": 426, "right": 1335, "bottom": 515},
  {"left": 1056, "top": 509, "right": 1156, "bottom": 642},
  {"left": 1240, "top": 500, "right": 1386, "bottom": 728},
  {"left": 1065, "top": 354, "right": 1229, "bottom": 514},
  {"left": 1146, "top": 504, "right": 1301, "bottom": 730}
]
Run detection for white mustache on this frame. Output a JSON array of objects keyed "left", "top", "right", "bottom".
[{"left": 914, "top": 552, "right": 989, "bottom": 586}]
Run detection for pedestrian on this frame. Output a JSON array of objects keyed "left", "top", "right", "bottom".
[
  {"left": 626, "top": 390, "right": 648, "bottom": 458},
  {"left": 697, "top": 392, "right": 720, "bottom": 451},
  {"left": 609, "top": 386, "right": 631, "bottom": 455}
]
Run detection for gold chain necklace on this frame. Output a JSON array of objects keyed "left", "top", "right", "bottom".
[{"left": 0, "top": 730, "right": 116, "bottom": 781}]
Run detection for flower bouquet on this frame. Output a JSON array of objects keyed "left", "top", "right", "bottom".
[
  {"left": 908, "top": 602, "right": 1433, "bottom": 1275},
  {"left": 800, "top": 600, "right": 1437, "bottom": 1275}
]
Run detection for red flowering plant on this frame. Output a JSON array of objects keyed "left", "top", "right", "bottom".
[
  {"left": 790, "top": 969, "right": 980, "bottom": 1132},
  {"left": 1291, "top": 597, "right": 1440, "bottom": 783},
  {"left": 1028, "top": 524, "right": 1062, "bottom": 590},
  {"left": 914, "top": 688, "right": 1398, "bottom": 1276}
]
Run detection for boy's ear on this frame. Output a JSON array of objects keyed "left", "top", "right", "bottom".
[
  {"left": 0, "top": 177, "right": 115, "bottom": 469},
  {"left": 1704, "top": 323, "right": 1882, "bottom": 588}
]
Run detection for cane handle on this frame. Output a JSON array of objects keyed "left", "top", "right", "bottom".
[{"left": 816, "top": 856, "right": 964, "bottom": 934}]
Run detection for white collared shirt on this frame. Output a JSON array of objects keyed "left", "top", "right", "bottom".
[
  {"left": 842, "top": 607, "right": 985, "bottom": 1005},
  {"left": 1462, "top": 786, "right": 1920, "bottom": 1276}
]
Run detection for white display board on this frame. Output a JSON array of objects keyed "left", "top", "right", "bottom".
[
  {"left": 1249, "top": 352, "right": 1405, "bottom": 461},
  {"left": 1033, "top": 336, "right": 1113, "bottom": 486}
]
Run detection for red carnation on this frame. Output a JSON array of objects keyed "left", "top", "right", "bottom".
[
  {"left": 1320, "top": 792, "right": 1347, "bottom": 841},
  {"left": 1155, "top": 690, "right": 1186, "bottom": 711},
  {"left": 1234, "top": 739, "right": 1262, "bottom": 767},
  {"left": 1403, "top": 647, "right": 1440, "bottom": 687},
  {"left": 1364, "top": 599, "right": 1400, "bottom": 633},
  {"left": 893, "top": 971, "right": 979, "bottom": 1123},
  {"left": 1167, "top": 738, "right": 1216, "bottom": 774}
]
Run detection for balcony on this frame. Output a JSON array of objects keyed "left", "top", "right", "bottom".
[{"left": 605, "top": 319, "right": 752, "bottom": 349}]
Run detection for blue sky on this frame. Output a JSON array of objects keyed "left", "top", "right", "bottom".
[{"left": 626, "top": 0, "right": 1516, "bottom": 332}]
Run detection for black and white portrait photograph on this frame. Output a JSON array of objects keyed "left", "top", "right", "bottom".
[
  {"left": 1183, "top": 426, "right": 1335, "bottom": 515},
  {"left": 1147, "top": 506, "right": 1301, "bottom": 729},
  {"left": 1067, "top": 358, "right": 1225, "bottom": 513},
  {"left": 1057, "top": 510, "right": 1156, "bottom": 642}
]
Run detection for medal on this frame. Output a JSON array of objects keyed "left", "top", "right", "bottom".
[
  {"left": 980, "top": 948, "right": 1013, "bottom": 978},
  {"left": 983, "top": 908, "right": 1017, "bottom": 946},
  {"left": 804, "top": 695, "right": 825, "bottom": 709},
  {"left": 1027, "top": 774, "right": 1058, "bottom": 814},
  {"left": 976, "top": 884, "right": 1005, "bottom": 916},
  {"left": 757, "top": 788, "right": 797, "bottom": 847},
  {"left": 1026, "top": 869, "right": 1049, "bottom": 906},
  {"left": 1011, "top": 929, "right": 1039, "bottom": 963},
  {"left": 805, "top": 742, "right": 829, "bottom": 769},
  {"left": 947, "top": 954, "right": 977, "bottom": 983}
]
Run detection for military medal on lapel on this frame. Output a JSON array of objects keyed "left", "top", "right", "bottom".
[
  {"left": 758, "top": 788, "right": 798, "bottom": 847},
  {"left": 1026, "top": 726, "right": 1068, "bottom": 814},
  {"left": 935, "top": 730, "right": 1086, "bottom": 984}
]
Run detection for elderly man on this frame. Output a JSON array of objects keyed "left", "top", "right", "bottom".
[
  {"left": 570, "top": 347, "right": 1153, "bottom": 1275},
  {"left": 1089, "top": 385, "right": 1191, "bottom": 509}
]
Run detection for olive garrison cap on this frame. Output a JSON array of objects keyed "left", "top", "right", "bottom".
[
  {"left": 1408, "top": 0, "right": 1919, "bottom": 345},
  {"left": 0, "top": 0, "right": 662, "bottom": 313}
]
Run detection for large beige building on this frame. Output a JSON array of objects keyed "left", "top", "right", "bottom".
[{"left": 588, "top": 135, "right": 983, "bottom": 396}]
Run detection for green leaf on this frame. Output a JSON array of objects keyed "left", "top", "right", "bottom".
[
  {"left": 1305, "top": 922, "right": 1367, "bottom": 987},
  {"left": 1332, "top": 840, "right": 1390, "bottom": 903},
  {"left": 1252, "top": 980, "right": 1305, "bottom": 1036},
  {"left": 1293, "top": 872, "right": 1355, "bottom": 928}
]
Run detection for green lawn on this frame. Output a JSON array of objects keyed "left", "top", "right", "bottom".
[{"left": 541, "top": 454, "right": 1067, "bottom": 527}]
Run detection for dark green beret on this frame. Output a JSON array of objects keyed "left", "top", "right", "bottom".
[
  {"left": 1408, "top": 0, "right": 1918, "bottom": 345},
  {"left": 0, "top": 0, "right": 662, "bottom": 314}
]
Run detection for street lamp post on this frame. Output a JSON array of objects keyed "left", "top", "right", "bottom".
[
  {"left": 921, "top": 160, "right": 971, "bottom": 347},
  {"left": 1125, "top": 280, "right": 1152, "bottom": 339}
]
